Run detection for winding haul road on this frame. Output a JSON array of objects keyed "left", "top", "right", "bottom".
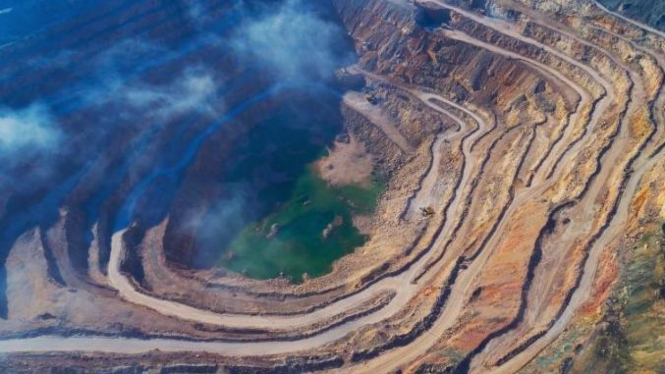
[
  {"left": 0, "top": 78, "right": 489, "bottom": 356},
  {"left": 1, "top": 0, "right": 664, "bottom": 373}
]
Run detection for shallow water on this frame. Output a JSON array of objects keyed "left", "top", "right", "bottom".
[
  {"left": 0, "top": 0, "right": 371, "bottom": 293},
  {"left": 222, "top": 166, "right": 384, "bottom": 281},
  {"left": 193, "top": 99, "right": 384, "bottom": 280}
]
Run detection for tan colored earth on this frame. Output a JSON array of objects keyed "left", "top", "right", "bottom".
[
  {"left": 1, "top": 0, "right": 665, "bottom": 373},
  {"left": 315, "top": 134, "right": 375, "bottom": 187}
]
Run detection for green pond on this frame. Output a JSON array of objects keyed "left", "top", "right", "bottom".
[
  {"left": 220, "top": 166, "right": 384, "bottom": 281},
  {"left": 195, "top": 95, "right": 384, "bottom": 281}
]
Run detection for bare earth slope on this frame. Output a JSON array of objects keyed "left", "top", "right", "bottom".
[{"left": 0, "top": 0, "right": 664, "bottom": 373}]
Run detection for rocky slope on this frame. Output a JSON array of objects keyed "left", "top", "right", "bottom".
[{"left": 0, "top": 0, "right": 663, "bottom": 373}]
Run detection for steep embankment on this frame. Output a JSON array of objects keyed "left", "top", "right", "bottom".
[{"left": 0, "top": 0, "right": 663, "bottom": 373}]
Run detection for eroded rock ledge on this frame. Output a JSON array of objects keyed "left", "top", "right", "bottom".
[{"left": 1, "top": 0, "right": 664, "bottom": 373}]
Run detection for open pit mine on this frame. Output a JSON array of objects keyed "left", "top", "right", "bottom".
[{"left": 1, "top": 0, "right": 664, "bottom": 372}]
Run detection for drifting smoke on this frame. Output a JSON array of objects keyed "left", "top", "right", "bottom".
[
  {"left": 0, "top": 0, "right": 356, "bottom": 274},
  {"left": 187, "top": 185, "right": 254, "bottom": 268},
  {"left": 121, "top": 67, "right": 218, "bottom": 119},
  {"left": 0, "top": 104, "right": 62, "bottom": 192},
  {"left": 183, "top": 0, "right": 357, "bottom": 266},
  {"left": 186, "top": 0, "right": 216, "bottom": 27},
  {"left": 232, "top": 0, "right": 353, "bottom": 82},
  {"left": 88, "top": 39, "right": 221, "bottom": 120},
  {"left": 94, "top": 38, "right": 166, "bottom": 71},
  {"left": 0, "top": 104, "right": 60, "bottom": 158}
]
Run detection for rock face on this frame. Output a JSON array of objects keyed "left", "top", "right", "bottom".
[
  {"left": 598, "top": 0, "right": 665, "bottom": 30},
  {"left": 0, "top": 0, "right": 665, "bottom": 373}
]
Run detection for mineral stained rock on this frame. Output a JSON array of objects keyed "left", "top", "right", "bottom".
[{"left": 0, "top": 0, "right": 664, "bottom": 373}]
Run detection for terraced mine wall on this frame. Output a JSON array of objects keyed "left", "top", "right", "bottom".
[
  {"left": 1, "top": 0, "right": 664, "bottom": 372},
  {"left": 598, "top": 0, "right": 665, "bottom": 30}
]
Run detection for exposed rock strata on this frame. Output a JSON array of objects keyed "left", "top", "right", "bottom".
[{"left": 0, "top": 0, "right": 664, "bottom": 373}]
